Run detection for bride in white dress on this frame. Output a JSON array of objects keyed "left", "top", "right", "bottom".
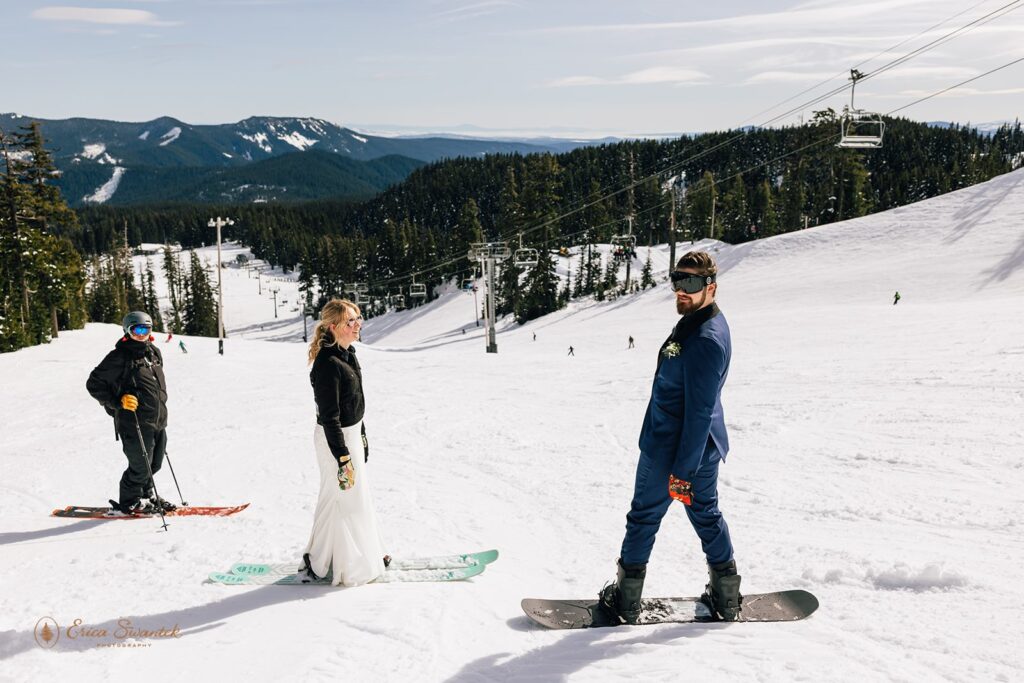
[{"left": 303, "top": 298, "right": 386, "bottom": 586}]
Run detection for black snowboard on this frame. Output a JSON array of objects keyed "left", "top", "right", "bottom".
[{"left": 521, "top": 589, "right": 818, "bottom": 629}]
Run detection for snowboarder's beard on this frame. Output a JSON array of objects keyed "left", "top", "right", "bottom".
[{"left": 676, "top": 291, "right": 705, "bottom": 315}]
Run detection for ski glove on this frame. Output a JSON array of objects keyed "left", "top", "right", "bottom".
[
  {"left": 120, "top": 394, "right": 139, "bottom": 412},
  {"left": 337, "top": 457, "right": 356, "bottom": 491},
  {"left": 668, "top": 475, "right": 692, "bottom": 506}
]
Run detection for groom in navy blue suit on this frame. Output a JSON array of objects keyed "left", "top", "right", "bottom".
[{"left": 600, "top": 251, "right": 742, "bottom": 623}]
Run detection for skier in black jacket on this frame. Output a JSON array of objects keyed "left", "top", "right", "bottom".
[{"left": 86, "top": 311, "right": 174, "bottom": 514}]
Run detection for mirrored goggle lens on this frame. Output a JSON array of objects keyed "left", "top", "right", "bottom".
[
  {"left": 671, "top": 274, "right": 709, "bottom": 294},
  {"left": 130, "top": 325, "right": 151, "bottom": 335}
]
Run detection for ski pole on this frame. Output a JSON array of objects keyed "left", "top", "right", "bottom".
[
  {"left": 131, "top": 411, "right": 169, "bottom": 531},
  {"left": 164, "top": 452, "right": 189, "bottom": 507}
]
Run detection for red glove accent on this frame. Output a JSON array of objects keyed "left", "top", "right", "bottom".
[{"left": 668, "top": 475, "right": 692, "bottom": 506}]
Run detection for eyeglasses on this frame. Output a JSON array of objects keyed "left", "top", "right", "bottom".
[
  {"left": 344, "top": 316, "right": 363, "bottom": 327},
  {"left": 129, "top": 324, "right": 152, "bottom": 336},
  {"left": 671, "top": 272, "right": 714, "bottom": 294}
]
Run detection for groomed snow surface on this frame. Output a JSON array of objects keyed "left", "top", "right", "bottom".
[{"left": 2, "top": 169, "right": 1024, "bottom": 681}]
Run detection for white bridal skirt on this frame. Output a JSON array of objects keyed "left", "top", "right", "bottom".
[{"left": 303, "top": 422, "right": 386, "bottom": 586}]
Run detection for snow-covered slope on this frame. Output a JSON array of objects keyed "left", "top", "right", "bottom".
[{"left": 1, "top": 169, "right": 1022, "bottom": 681}]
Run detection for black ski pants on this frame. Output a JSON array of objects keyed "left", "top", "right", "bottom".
[{"left": 118, "top": 426, "right": 166, "bottom": 506}]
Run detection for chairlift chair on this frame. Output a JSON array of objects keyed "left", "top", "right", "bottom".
[
  {"left": 610, "top": 234, "right": 637, "bottom": 250},
  {"left": 836, "top": 68, "right": 884, "bottom": 149},
  {"left": 389, "top": 294, "right": 406, "bottom": 309},
  {"left": 838, "top": 108, "right": 885, "bottom": 148},
  {"left": 513, "top": 247, "right": 539, "bottom": 268},
  {"left": 409, "top": 283, "right": 427, "bottom": 299},
  {"left": 512, "top": 233, "right": 538, "bottom": 268}
]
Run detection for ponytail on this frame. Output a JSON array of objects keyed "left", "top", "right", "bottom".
[{"left": 306, "top": 298, "right": 360, "bottom": 365}]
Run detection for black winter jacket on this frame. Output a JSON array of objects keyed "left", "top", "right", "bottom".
[
  {"left": 310, "top": 343, "right": 365, "bottom": 459},
  {"left": 86, "top": 337, "right": 168, "bottom": 433}
]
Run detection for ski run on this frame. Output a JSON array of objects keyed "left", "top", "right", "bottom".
[{"left": 2, "top": 169, "right": 1023, "bottom": 680}]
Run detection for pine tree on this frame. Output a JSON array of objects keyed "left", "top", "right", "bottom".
[
  {"left": 183, "top": 250, "right": 219, "bottom": 336},
  {"left": 685, "top": 171, "right": 718, "bottom": 241},
  {"left": 162, "top": 245, "right": 184, "bottom": 333},
  {"left": 144, "top": 260, "right": 164, "bottom": 332},
  {"left": 515, "top": 247, "right": 560, "bottom": 323},
  {"left": 640, "top": 248, "right": 655, "bottom": 289},
  {"left": 602, "top": 252, "right": 619, "bottom": 292},
  {"left": 0, "top": 123, "right": 86, "bottom": 350},
  {"left": 719, "top": 175, "right": 749, "bottom": 244},
  {"left": 750, "top": 178, "right": 779, "bottom": 238}
]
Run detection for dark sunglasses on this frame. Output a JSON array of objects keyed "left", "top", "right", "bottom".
[
  {"left": 671, "top": 272, "right": 715, "bottom": 294},
  {"left": 129, "top": 324, "right": 152, "bottom": 336}
]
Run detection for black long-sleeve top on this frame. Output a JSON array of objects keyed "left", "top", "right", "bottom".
[
  {"left": 86, "top": 336, "right": 168, "bottom": 432},
  {"left": 310, "top": 343, "right": 365, "bottom": 460}
]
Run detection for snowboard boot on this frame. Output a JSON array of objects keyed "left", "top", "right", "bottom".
[
  {"left": 598, "top": 558, "right": 647, "bottom": 625},
  {"left": 702, "top": 559, "right": 743, "bottom": 621}
]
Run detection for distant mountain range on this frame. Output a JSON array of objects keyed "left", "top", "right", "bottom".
[
  {"left": 1, "top": 114, "right": 606, "bottom": 207},
  {"left": 925, "top": 120, "right": 1018, "bottom": 134}
]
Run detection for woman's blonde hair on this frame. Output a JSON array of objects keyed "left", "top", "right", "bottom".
[{"left": 307, "top": 298, "right": 361, "bottom": 365}]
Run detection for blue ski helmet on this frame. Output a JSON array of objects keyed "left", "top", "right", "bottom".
[{"left": 122, "top": 311, "right": 153, "bottom": 336}]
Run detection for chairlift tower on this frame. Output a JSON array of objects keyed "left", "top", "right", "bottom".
[
  {"left": 666, "top": 173, "right": 686, "bottom": 269},
  {"left": 468, "top": 241, "right": 510, "bottom": 353},
  {"left": 838, "top": 69, "right": 885, "bottom": 149},
  {"left": 208, "top": 216, "right": 234, "bottom": 355},
  {"left": 611, "top": 217, "right": 637, "bottom": 291}
]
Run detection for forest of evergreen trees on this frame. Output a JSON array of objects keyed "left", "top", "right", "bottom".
[
  {"left": 1, "top": 122, "right": 220, "bottom": 353},
  {"left": 2, "top": 113, "right": 1021, "bottom": 352}
]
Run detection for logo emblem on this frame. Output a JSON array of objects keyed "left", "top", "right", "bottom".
[{"left": 34, "top": 617, "right": 60, "bottom": 649}]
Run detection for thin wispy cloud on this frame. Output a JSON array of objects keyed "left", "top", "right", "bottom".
[
  {"left": 32, "top": 7, "right": 180, "bottom": 27},
  {"left": 525, "top": 0, "right": 932, "bottom": 35},
  {"left": 744, "top": 70, "right": 842, "bottom": 85},
  {"left": 630, "top": 34, "right": 914, "bottom": 60},
  {"left": 431, "top": 0, "right": 520, "bottom": 23},
  {"left": 548, "top": 66, "right": 708, "bottom": 87}
]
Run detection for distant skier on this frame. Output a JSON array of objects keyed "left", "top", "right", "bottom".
[
  {"left": 628, "top": 335, "right": 635, "bottom": 349},
  {"left": 165, "top": 331, "right": 173, "bottom": 343},
  {"left": 599, "top": 251, "right": 741, "bottom": 623},
  {"left": 533, "top": 332, "right": 537, "bottom": 342},
  {"left": 893, "top": 291, "right": 901, "bottom": 305},
  {"left": 86, "top": 311, "right": 175, "bottom": 514},
  {"left": 567, "top": 345, "right": 574, "bottom": 356},
  {"left": 178, "top": 340, "right": 188, "bottom": 354},
  {"left": 302, "top": 298, "right": 387, "bottom": 586}
]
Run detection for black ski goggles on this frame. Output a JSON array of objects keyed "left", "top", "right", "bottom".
[
  {"left": 129, "top": 324, "right": 152, "bottom": 336},
  {"left": 670, "top": 272, "right": 715, "bottom": 294}
]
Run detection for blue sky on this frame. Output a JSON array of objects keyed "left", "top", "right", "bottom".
[{"left": 4, "top": 0, "right": 1023, "bottom": 136}]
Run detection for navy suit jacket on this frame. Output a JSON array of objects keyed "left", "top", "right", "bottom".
[{"left": 638, "top": 302, "right": 731, "bottom": 480}]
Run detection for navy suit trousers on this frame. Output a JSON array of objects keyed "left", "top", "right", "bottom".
[{"left": 620, "top": 445, "right": 733, "bottom": 567}]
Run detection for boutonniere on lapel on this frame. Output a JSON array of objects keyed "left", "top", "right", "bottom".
[{"left": 662, "top": 342, "right": 681, "bottom": 358}]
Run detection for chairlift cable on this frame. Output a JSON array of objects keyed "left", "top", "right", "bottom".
[
  {"left": 555, "top": 0, "right": 1023, "bottom": 222},
  {"left": 369, "top": 1, "right": 1023, "bottom": 292},
  {"left": 739, "top": 0, "right": 1002, "bottom": 126},
  {"left": 885, "top": 55, "right": 1024, "bottom": 116}
]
